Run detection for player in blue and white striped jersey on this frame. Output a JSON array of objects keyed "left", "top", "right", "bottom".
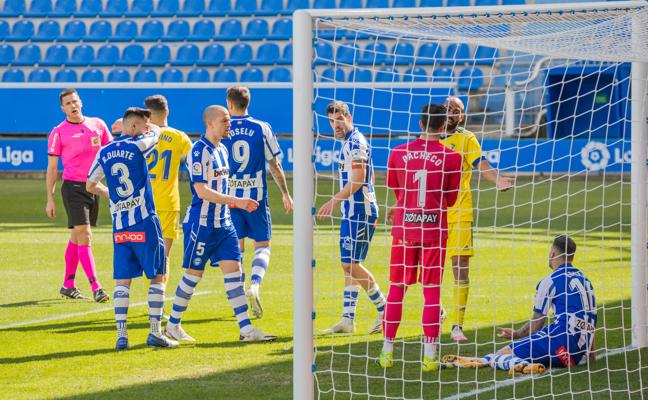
[
  {"left": 317, "top": 101, "right": 386, "bottom": 335},
  {"left": 86, "top": 107, "right": 177, "bottom": 350},
  {"left": 443, "top": 235, "right": 597, "bottom": 375},
  {"left": 165, "top": 105, "right": 276, "bottom": 344},
  {"left": 223, "top": 86, "right": 293, "bottom": 320}
]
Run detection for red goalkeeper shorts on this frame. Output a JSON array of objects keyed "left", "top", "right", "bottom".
[{"left": 389, "top": 238, "right": 446, "bottom": 286}]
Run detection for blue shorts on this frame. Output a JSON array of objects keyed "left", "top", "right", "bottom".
[
  {"left": 230, "top": 199, "right": 272, "bottom": 242},
  {"left": 511, "top": 325, "right": 585, "bottom": 367},
  {"left": 339, "top": 215, "right": 376, "bottom": 264},
  {"left": 183, "top": 221, "right": 241, "bottom": 270},
  {"left": 113, "top": 216, "right": 166, "bottom": 280}
]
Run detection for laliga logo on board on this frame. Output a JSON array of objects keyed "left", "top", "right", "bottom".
[
  {"left": 0, "top": 146, "right": 34, "bottom": 167},
  {"left": 580, "top": 141, "right": 610, "bottom": 172}
]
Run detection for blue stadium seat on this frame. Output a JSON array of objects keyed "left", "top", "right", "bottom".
[
  {"left": 474, "top": 46, "right": 499, "bottom": 65},
  {"left": 126, "top": 0, "right": 153, "bottom": 16},
  {"left": 458, "top": 67, "right": 484, "bottom": 90},
  {"left": 501, "top": 0, "right": 524, "bottom": 4},
  {"left": 241, "top": 18, "right": 268, "bottom": 40},
  {"left": 442, "top": 43, "right": 471, "bottom": 64},
  {"left": 335, "top": 43, "right": 359, "bottom": 64},
  {"left": 137, "top": 20, "right": 164, "bottom": 42},
  {"left": 392, "top": 0, "right": 416, "bottom": 6},
  {"left": 187, "top": 68, "right": 211, "bottom": 82},
  {"left": 0, "top": 45, "right": 15, "bottom": 66},
  {"left": 59, "top": 20, "right": 87, "bottom": 42},
  {"left": 197, "top": 43, "right": 225, "bottom": 66},
  {"left": 14, "top": 44, "right": 41, "bottom": 66},
  {"left": 68, "top": 44, "right": 94, "bottom": 66},
  {"left": 178, "top": 0, "right": 205, "bottom": 16},
  {"left": 76, "top": 0, "right": 101, "bottom": 16},
  {"left": 86, "top": 20, "right": 112, "bottom": 42},
  {"left": 51, "top": 0, "right": 77, "bottom": 16},
  {"left": 474, "top": 0, "right": 496, "bottom": 4},
  {"left": 204, "top": 0, "right": 230, "bottom": 16},
  {"left": 25, "top": 0, "right": 52, "bottom": 17},
  {"left": 348, "top": 68, "right": 372, "bottom": 82},
  {"left": 366, "top": 0, "right": 387, "bottom": 6},
  {"left": 152, "top": 0, "right": 179, "bottom": 16},
  {"left": 172, "top": 44, "right": 200, "bottom": 66},
  {"left": 240, "top": 67, "right": 263, "bottom": 82},
  {"left": 28, "top": 68, "right": 51, "bottom": 82},
  {"left": 340, "top": 0, "right": 362, "bottom": 7},
  {"left": 161, "top": 68, "right": 183, "bottom": 82},
  {"left": 285, "top": 0, "right": 308, "bottom": 14},
  {"left": 416, "top": 42, "right": 441, "bottom": 65},
  {"left": 321, "top": 67, "right": 344, "bottom": 82},
  {"left": 256, "top": 0, "right": 281, "bottom": 15},
  {"left": 267, "top": 18, "right": 291, "bottom": 40},
  {"left": 214, "top": 68, "right": 237, "bottom": 82},
  {"left": 32, "top": 20, "right": 61, "bottom": 42},
  {"left": 359, "top": 42, "right": 387, "bottom": 65},
  {"left": 313, "top": 0, "right": 335, "bottom": 7},
  {"left": 419, "top": 0, "right": 441, "bottom": 5},
  {"left": 0, "top": 21, "right": 8, "bottom": 41},
  {"left": 189, "top": 19, "right": 215, "bottom": 41},
  {"left": 81, "top": 69, "right": 104, "bottom": 82},
  {"left": 142, "top": 44, "right": 171, "bottom": 66},
  {"left": 2, "top": 68, "right": 25, "bottom": 82},
  {"left": 7, "top": 21, "right": 34, "bottom": 42},
  {"left": 230, "top": 0, "right": 256, "bottom": 16},
  {"left": 100, "top": 0, "right": 127, "bottom": 16},
  {"left": 41, "top": 45, "right": 69, "bottom": 66},
  {"left": 223, "top": 43, "right": 252, "bottom": 65},
  {"left": 267, "top": 67, "right": 291, "bottom": 82},
  {"left": 375, "top": 67, "right": 399, "bottom": 82},
  {"left": 111, "top": 20, "right": 138, "bottom": 42},
  {"left": 432, "top": 67, "right": 453, "bottom": 81},
  {"left": 403, "top": 67, "right": 427, "bottom": 82},
  {"left": 253, "top": 43, "right": 280, "bottom": 65},
  {"left": 117, "top": 44, "right": 145, "bottom": 66},
  {"left": 278, "top": 43, "right": 292, "bottom": 64},
  {"left": 108, "top": 68, "right": 131, "bottom": 82},
  {"left": 446, "top": 0, "right": 470, "bottom": 5},
  {"left": 389, "top": 42, "right": 415, "bottom": 65},
  {"left": 164, "top": 20, "right": 189, "bottom": 41},
  {"left": 92, "top": 44, "right": 119, "bottom": 66},
  {"left": 215, "top": 19, "right": 242, "bottom": 41},
  {"left": 0, "top": 0, "right": 25, "bottom": 16},
  {"left": 54, "top": 68, "right": 78, "bottom": 82},
  {"left": 318, "top": 28, "right": 346, "bottom": 40},
  {"left": 134, "top": 69, "right": 157, "bottom": 82},
  {"left": 314, "top": 42, "right": 333, "bottom": 65}
]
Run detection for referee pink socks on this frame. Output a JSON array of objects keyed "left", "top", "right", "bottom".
[
  {"left": 63, "top": 241, "right": 79, "bottom": 289},
  {"left": 77, "top": 244, "right": 101, "bottom": 291}
]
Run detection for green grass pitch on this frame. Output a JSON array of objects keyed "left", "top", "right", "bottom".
[{"left": 0, "top": 175, "right": 645, "bottom": 399}]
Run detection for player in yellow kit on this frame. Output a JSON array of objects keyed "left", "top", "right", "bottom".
[{"left": 441, "top": 96, "right": 515, "bottom": 342}]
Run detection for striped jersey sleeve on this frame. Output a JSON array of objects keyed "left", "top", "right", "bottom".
[
  {"left": 533, "top": 276, "right": 556, "bottom": 316},
  {"left": 261, "top": 121, "right": 282, "bottom": 161},
  {"left": 87, "top": 150, "right": 105, "bottom": 183}
]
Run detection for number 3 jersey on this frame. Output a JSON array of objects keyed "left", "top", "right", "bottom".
[{"left": 87, "top": 128, "right": 160, "bottom": 231}]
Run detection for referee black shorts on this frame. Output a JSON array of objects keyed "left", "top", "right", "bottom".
[{"left": 61, "top": 180, "right": 100, "bottom": 229}]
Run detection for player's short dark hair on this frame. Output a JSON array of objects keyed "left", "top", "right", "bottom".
[
  {"left": 144, "top": 94, "right": 168, "bottom": 113},
  {"left": 226, "top": 86, "right": 251, "bottom": 110},
  {"left": 552, "top": 235, "right": 577, "bottom": 259},
  {"left": 326, "top": 101, "right": 351, "bottom": 117},
  {"left": 59, "top": 88, "right": 78, "bottom": 104},
  {"left": 420, "top": 103, "right": 447, "bottom": 132},
  {"left": 122, "top": 107, "right": 151, "bottom": 121}
]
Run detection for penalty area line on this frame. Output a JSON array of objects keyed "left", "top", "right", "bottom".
[
  {"left": 445, "top": 346, "right": 635, "bottom": 400},
  {"left": 0, "top": 290, "right": 211, "bottom": 330}
]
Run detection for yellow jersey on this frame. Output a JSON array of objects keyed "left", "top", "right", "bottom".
[
  {"left": 146, "top": 126, "right": 192, "bottom": 212},
  {"left": 440, "top": 126, "right": 483, "bottom": 223}
]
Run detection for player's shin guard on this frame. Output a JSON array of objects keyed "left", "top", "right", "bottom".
[
  {"left": 250, "top": 246, "right": 270, "bottom": 286},
  {"left": 63, "top": 241, "right": 79, "bottom": 288},
  {"left": 422, "top": 285, "right": 442, "bottom": 341},
  {"left": 367, "top": 285, "right": 386, "bottom": 314},
  {"left": 148, "top": 282, "right": 165, "bottom": 336},
  {"left": 78, "top": 245, "right": 101, "bottom": 292},
  {"left": 454, "top": 280, "right": 470, "bottom": 327},
  {"left": 383, "top": 284, "right": 405, "bottom": 341},
  {"left": 342, "top": 286, "right": 360, "bottom": 321},
  {"left": 168, "top": 272, "right": 201, "bottom": 325},
  {"left": 224, "top": 271, "right": 253, "bottom": 335},
  {"left": 114, "top": 285, "right": 130, "bottom": 338},
  {"left": 484, "top": 353, "right": 528, "bottom": 371}
]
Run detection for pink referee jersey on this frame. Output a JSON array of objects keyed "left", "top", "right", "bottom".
[{"left": 47, "top": 117, "right": 112, "bottom": 182}]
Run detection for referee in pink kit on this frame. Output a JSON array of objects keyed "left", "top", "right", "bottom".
[{"left": 45, "top": 88, "right": 112, "bottom": 302}]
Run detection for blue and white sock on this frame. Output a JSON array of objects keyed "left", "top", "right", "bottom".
[
  {"left": 240, "top": 249, "right": 246, "bottom": 284},
  {"left": 342, "top": 285, "right": 360, "bottom": 321},
  {"left": 224, "top": 271, "right": 253, "bottom": 335},
  {"left": 148, "top": 282, "right": 165, "bottom": 336},
  {"left": 114, "top": 284, "right": 130, "bottom": 339},
  {"left": 250, "top": 246, "right": 270, "bottom": 286},
  {"left": 483, "top": 353, "right": 528, "bottom": 371},
  {"left": 367, "top": 285, "right": 386, "bottom": 314},
  {"left": 168, "top": 272, "right": 201, "bottom": 325}
]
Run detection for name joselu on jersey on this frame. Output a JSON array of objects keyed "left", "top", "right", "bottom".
[{"left": 403, "top": 212, "right": 439, "bottom": 224}]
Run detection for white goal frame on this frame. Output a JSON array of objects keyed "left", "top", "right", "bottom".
[{"left": 292, "top": 2, "right": 648, "bottom": 398}]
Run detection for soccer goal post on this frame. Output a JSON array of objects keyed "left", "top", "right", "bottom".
[{"left": 293, "top": 2, "right": 648, "bottom": 398}]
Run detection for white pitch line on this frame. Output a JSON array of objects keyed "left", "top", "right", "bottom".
[
  {"left": 445, "top": 346, "right": 635, "bottom": 400},
  {"left": 0, "top": 290, "right": 212, "bottom": 330}
]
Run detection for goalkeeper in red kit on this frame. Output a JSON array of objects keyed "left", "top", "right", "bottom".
[{"left": 378, "top": 103, "right": 462, "bottom": 372}]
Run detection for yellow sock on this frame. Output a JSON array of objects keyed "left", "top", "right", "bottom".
[{"left": 454, "top": 280, "right": 470, "bottom": 327}]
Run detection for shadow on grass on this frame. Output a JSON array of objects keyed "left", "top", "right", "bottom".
[{"left": 0, "top": 298, "right": 64, "bottom": 308}]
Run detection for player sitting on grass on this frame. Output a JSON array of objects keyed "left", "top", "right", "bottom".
[
  {"left": 87, "top": 108, "right": 178, "bottom": 350},
  {"left": 442, "top": 235, "right": 597, "bottom": 375}
]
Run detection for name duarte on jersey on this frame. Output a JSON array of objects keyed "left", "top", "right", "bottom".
[{"left": 403, "top": 211, "right": 439, "bottom": 224}]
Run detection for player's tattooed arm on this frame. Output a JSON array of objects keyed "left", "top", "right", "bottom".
[
  {"left": 497, "top": 312, "right": 546, "bottom": 340},
  {"left": 268, "top": 157, "right": 293, "bottom": 213}
]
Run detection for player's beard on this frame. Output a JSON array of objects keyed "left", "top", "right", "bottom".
[{"left": 446, "top": 118, "right": 461, "bottom": 133}]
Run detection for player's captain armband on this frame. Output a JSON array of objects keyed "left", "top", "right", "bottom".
[
  {"left": 351, "top": 160, "right": 367, "bottom": 169},
  {"left": 114, "top": 231, "right": 146, "bottom": 243},
  {"left": 192, "top": 162, "right": 202, "bottom": 175}
]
